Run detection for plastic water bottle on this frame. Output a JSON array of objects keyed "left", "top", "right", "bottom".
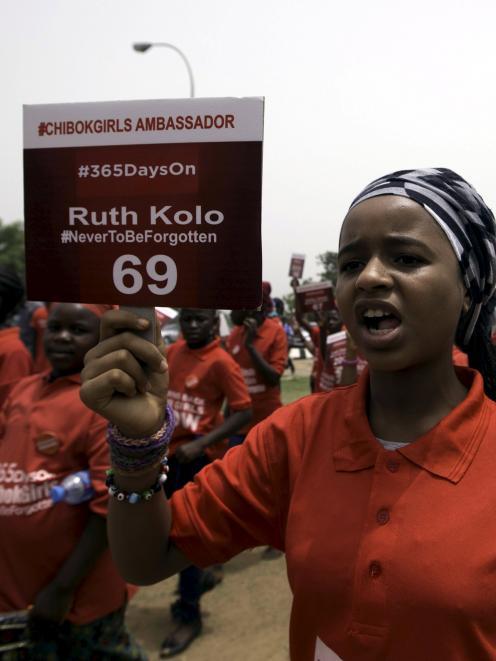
[{"left": 50, "top": 470, "right": 94, "bottom": 505}]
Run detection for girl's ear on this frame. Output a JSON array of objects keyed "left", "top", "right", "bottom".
[{"left": 462, "top": 291, "right": 471, "bottom": 315}]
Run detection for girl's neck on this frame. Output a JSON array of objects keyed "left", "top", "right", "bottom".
[{"left": 368, "top": 355, "right": 468, "bottom": 443}]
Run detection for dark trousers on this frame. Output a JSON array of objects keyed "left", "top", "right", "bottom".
[
  {"left": 2, "top": 606, "right": 146, "bottom": 660},
  {"left": 165, "top": 453, "right": 210, "bottom": 621}
]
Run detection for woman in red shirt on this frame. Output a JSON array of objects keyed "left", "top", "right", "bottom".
[{"left": 81, "top": 168, "right": 496, "bottom": 660}]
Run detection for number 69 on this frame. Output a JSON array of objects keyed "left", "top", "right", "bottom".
[{"left": 113, "top": 254, "right": 178, "bottom": 295}]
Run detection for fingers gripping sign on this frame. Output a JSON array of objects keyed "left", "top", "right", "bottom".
[{"left": 80, "top": 308, "right": 169, "bottom": 438}]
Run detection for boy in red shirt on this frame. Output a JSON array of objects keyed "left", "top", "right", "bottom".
[
  {"left": 161, "top": 308, "right": 251, "bottom": 658},
  {"left": 226, "top": 282, "right": 287, "bottom": 446},
  {"left": 0, "top": 303, "right": 144, "bottom": 659},
  {"left": 0, "top": 267, "right": 32, "bottom": 407}
]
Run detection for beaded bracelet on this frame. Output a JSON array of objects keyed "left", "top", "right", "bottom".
[
  {"left": 107, "top": 405, "right": 175, "bottom": 473},
  {"left": 105, "top": 459, "right": 169, "bottom": 504}
]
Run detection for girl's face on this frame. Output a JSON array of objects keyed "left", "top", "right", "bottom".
[
  {"left": 44, "top": 304, "right": 100, "bottom": 376},
  {"left": 336, "top": 195, "right": 467, "bottom": 372},
  {"left": 179, "top": 308, "right": 216, "bottom": 348}
]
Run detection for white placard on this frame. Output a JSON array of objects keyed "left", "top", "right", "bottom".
[{"left": 24, "top": 96, "right": 264, "bottom": 149}]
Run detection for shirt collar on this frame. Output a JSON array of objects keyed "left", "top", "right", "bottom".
[
  {"left": 333, "top": 367, "right": 490, "bottom": 484},
  {"left": 43, "top": 370, "right": 82, "bottom": 385},
  {"left": 182, "top": 337, "right": 220, "bottom": 361}
]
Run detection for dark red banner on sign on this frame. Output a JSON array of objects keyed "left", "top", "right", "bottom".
[
  {"left": 23, "top": 141, "right": 262, "bottom": 308},
  {"left": 296, "top": 282, "right": 335, "bottom": 312}
]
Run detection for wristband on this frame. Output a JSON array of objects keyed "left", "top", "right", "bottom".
[
  {"left": 106, "top": 458, "right": 169, "bottom": 504},
  {"left": 107, "top": 404, "right": 175, "bottom": 472},
  {"left": 342, "top": 358, "right": 358, "bottom": 366}
]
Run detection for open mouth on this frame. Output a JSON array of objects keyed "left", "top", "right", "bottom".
[
  {"left": 47, "top": 348, "right": 74, "bottom": 357},
  {"left": 362, "top": 308, "right": 401, "bottom": 335}
]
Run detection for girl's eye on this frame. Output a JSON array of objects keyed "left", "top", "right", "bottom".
[
  {"left": 340, "top": 260, "right": 362, "bottom": 273},
  {"left": 395, "top": 254, "right": 424, "bottom": 266},
  {"left": 72, "top": 326, "right": 89, "bottom": 334}
]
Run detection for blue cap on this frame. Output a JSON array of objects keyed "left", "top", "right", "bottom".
[{"left": 50, "top": 485, "right": 66, "bottom": 503}]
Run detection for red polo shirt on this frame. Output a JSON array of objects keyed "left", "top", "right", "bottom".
[
  {"left": 0, "top": 372, "right": 131, "bottom": 624},
  {"left": 0, "top": 326, "right": 32, "bottom": 407},
  {"left": 167, "top": 338, "right": 251, "bottom": 458},
  {"left": 226, "top": 318, "right": 287, "bottom": 432},
  {"left": 170, "top": 367, "right": 496, "bottom": 660}
]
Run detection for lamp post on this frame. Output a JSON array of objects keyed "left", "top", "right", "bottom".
[{"left": 132, "top": 42, "right": 195, "bottom": 98}]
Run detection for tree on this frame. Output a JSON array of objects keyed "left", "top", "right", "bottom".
[
  {"left": 316, "top": 250, "right": 338, "bottom": 285},
  {"left": 0, "top": 220, "right": 25, "bottom": 278}
]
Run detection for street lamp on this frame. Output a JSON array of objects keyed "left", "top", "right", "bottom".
[{"left": 132, "top": 42, "right": 195, "bottom": 98}]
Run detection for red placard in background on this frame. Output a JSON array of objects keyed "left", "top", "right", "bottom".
[
  {"left": 23, "top": 97, "right": 264, "bottom": 309},
  {"left": 288, "top": 253, "right": 305, "bottom": 278},
  {"left": 295, "top": 281, "right": 335, "bottom": 312}
]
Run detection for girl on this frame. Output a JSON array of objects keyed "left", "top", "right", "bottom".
[
  {"left": 81, "top": 168, "right": 496, "bottom": 660},
  {"left": 0, "top": 303, "right": 145, "bottom": 660},
  {"left": 227, "top": 281, "right": 288, "bottom": 446},
  {"left": 160, "top": 307, "right": 251, "bottom": 657}
]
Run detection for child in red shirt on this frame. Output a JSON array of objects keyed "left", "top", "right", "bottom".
[
  {"left": 0, "top": 267, "right": 32, "bottom": 407},
  {"left": 160, "top": 308, "right": 252, "bottom": 658},
  {"left": 0, "top": 303, "right": 144, "bottom": 660},
  {"left": 226, "top": 282, "right": 287, "bottom": 445}
]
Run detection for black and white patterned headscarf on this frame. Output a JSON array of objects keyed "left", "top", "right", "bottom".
[{"left": 350, "top": 168, "right": 496, "bottom": 347}]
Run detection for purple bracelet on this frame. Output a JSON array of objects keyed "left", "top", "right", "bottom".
[
  {"left": 341, "top": 358, "right": 358, "bottom": 366},
  {"left": 107, "top": 404, "right": 175, "bottom": 472}
]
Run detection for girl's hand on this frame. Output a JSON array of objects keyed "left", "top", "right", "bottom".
[
  {"left": 175, "top": 441, "right": 205, "bottom": 464},
  {"left": 243, "top": 317, "right": 258, "bottom": 347},
  {"left": 345, "top": 330, "right": 358, "bottom": 357},
  {"left": 80, "top": 309, "right": 169, "bottom": 437}
]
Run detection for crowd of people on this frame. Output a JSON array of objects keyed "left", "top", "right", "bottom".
[
  {"left": 0, "top": 267, "right": 351, "bottom": 658},
  {"left": 2, "top": 167, "right": 496, "bottom": 660}
]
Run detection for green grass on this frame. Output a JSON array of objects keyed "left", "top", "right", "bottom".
[{"left": 281, "top": 375, "right": 311, "bottom": 404}]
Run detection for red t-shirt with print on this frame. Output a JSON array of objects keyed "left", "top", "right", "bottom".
[
  {"left": 0, "top": 327, "right": 32, "bottom": 408},
  {"left": 0, "top": 372, "right": 131, "bottom": 625},
  {"left": 226, "top": 318, "right": 288, "bottom": 432},
  {"left": 167, "top": 338, "right": 251, "bottom": 457}
]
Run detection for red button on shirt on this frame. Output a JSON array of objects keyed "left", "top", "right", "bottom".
[{"left": 376, "top": 509, "right": 390, "bottom": 525}]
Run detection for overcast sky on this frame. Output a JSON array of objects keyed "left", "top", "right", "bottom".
[{"left": 2, "top": 0, "right": 496, "bottom": 298}]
